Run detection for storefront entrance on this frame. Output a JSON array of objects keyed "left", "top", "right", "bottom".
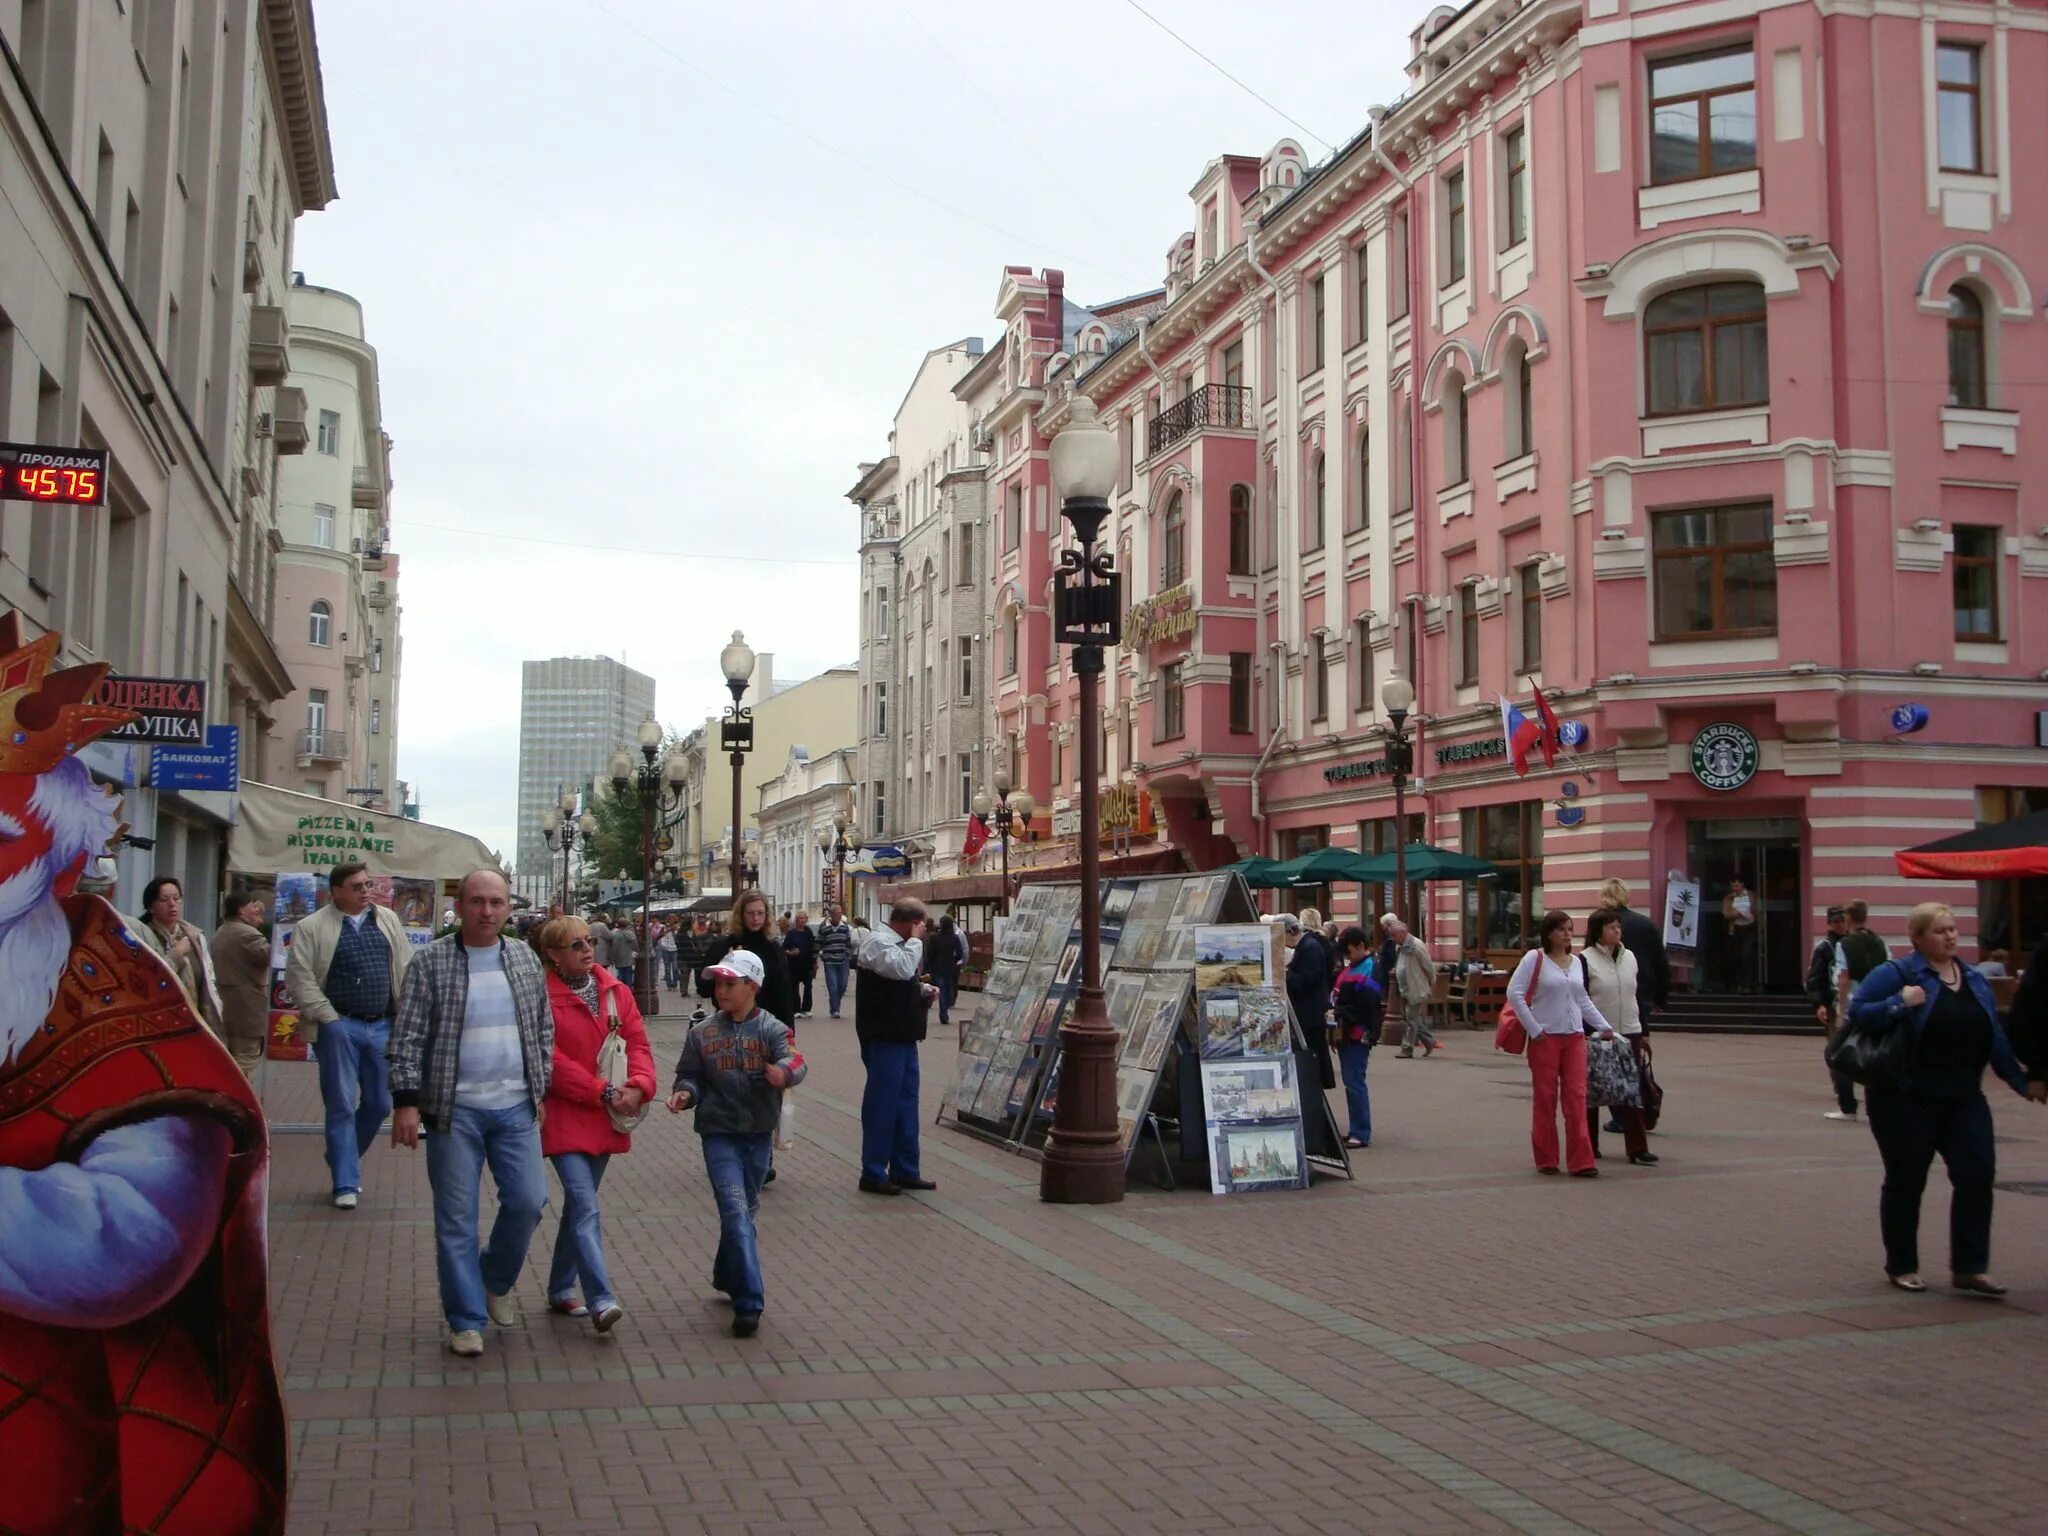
[{"left": 1685, "top": 818, "right": 1802, "bottom": 994}]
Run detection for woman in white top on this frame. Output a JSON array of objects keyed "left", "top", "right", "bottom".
[
  {"left": 1506, "top": 909, "right": 1615, "bottom": 1177},
  {"left": 1581, "top": 909, "right": 1657, "bottom": 1167}
]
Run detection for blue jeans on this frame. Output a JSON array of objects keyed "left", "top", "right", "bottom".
[
  {"left": 1339, "top": 1041, "right": 1373, "bottom": 1145},
  {"left": 314, "top": 1013, "right": 390, "bottom": 1195},
  {"left": 423, "top": 1100, "right": 547, "bottom": 1333},
  {"left": 935, "top": 975, "right": 958, "bottom": 1025},
  {"left": 823, "top": 960, "right": 850, "bottom": 1016},
  {"left": 662, "top": 951, "right": 681, "bottom": 988},
  {"left": 547, "top": 1152, "right": 615, "bottom": 1310},
  {"left": 615, "top": 962, "right": 635, "bottom": 988},
  {"left": 702, "top": 1133, "right": 772, "bottom": 1314},
  {"left": 859, "top": 1039, "right": 922, "bottom": 1184}
]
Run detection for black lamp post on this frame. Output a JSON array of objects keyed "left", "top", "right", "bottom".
[
  {"left": 1041, "top": 396, "right": 1124, "bottom": 1206},
  {"left": 971, "top": 771, "right": 1037, "bottom": 917},
  {"left": 720, "top": 631, "right": 757, "bottom": 903},
  {"left": 610, "top": 716, "right": 689, "bottom": 1018},
  {"left": 1381, "top": 676, "right": 1416, "bottom": 939},
  {"left": 540, "top": 788, "right": 597, "bottom": 912},
  {"left": 818, "top": 818, "right": 861, "bottom": 917}
]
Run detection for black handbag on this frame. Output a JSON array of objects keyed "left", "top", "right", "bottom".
[
  {"left": 1824, "top": 1010, "right": 1912, "bottom": 1085},
  {"left": 1636, "top": 1041, "right": 1664, "bottom": 1130}
]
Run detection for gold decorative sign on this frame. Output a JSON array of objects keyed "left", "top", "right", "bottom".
[{"left": 1123, "top": 582, "right": 1196, "bottom": 652}]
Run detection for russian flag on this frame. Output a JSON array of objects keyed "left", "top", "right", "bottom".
[{"left": 1499, "top": 695, "right": 1544, "bottom": 777}]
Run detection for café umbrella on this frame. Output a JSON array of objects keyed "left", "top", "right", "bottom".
[
  {"left": 1263, "top": 846, "right": 1387, "bottom": 886},
  {"left": 1352, "top": 843, "right": 1505, "bottom": 883},
  {"left": 1222, "top": 855, "right": 1292, "bottom": 888},
  {"left": 1894, "top": 811, "right": 2048, "bottom": 880}
]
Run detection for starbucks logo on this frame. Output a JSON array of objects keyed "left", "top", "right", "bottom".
[{"left": 1690, "top": 723, "right": 1758, "bottom": 792}]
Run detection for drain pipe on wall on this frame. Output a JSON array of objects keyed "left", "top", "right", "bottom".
[{"left": 1244, "top": 215, "right": 1289, "bottom": 859}]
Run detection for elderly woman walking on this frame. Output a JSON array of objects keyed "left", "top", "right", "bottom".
[
  {"left": 139, "top": 875, "right": 225, "bottom": 1038},
  {"left": 1506, "top": 909, "right": 1616, "bottom": 1177},
  {"left": 1581, "top": 908, "right": 1656, "bottom": 1166},
  {"left": 210, "top": 887, "right": 273, "bottom": 1075},
  {"left": 535, "top": 914, "right": 657, "bottom": 1331},
  {"left": 1848, "top": 902, "right": 2046, "bottom": 1295}
]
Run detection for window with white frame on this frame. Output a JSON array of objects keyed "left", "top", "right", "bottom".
[
  {"left": 874, "top": 682, "right": 888, "bottom": 735},
  {"left": 1502, "top": 125, "right": 1528, "bottom": 248},
  {"left": 871, "top": 781, "right": 886, "bottom": 836},
  {"left": 316, "top": 408, "right": 341, "bottom": 455},
  {"left": 1443, "top": 167, "right": 1467, "bottom": 285},
  {"left": 958, "top": 753, "right": 973, "bottom": 816},
  {"left": 1936, "top": 42, "right": 1985, "bottom": 174},
  {"left": 370, "top": 699, "right": 382, "bottom": 735},
  {"left": 312, "top": 503, "right": 334, "bottom": 548},
  {"left": 308, "top": 600, "right": 331, "bottom": 647},
  {"left": 1502, "top": 343, "right": 1534, "bottom": 459}
]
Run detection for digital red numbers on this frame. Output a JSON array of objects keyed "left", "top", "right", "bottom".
[
  {"left": 0, "top": 443, "right": 109, "bottom": 507},
  {"left": 11, "top": 466, "right": 100, "bottom": 503}
]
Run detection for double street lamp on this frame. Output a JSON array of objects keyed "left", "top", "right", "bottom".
[
  {"left": 970, "top": 772, "right": 1037, "bottom": 917},
  {"left": 610, "top": 717, "right": 690, "bottom": 1019},
  {"left": 1380, "top": 676, "right": 1417, "bottom": 939},
  {"left": 720, "top": 631, "right": 756, "bottom": 902},
  {"left": 539, "top": 789, "right": 597, "bottom": 912},
  {"left": 1040, "top": 396, "right": 1124, "bottom": 1207},
  {"left": 817, "top": 818, "right": 861, "bottom": 916}
]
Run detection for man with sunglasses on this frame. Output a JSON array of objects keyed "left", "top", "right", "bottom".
[{"left": 286, "top": 860, "right": 412, "bottom": 1209}]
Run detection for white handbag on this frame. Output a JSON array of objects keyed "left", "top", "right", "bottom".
[{"left": 594, "top": 986, "right": 651, "bottom": 1133}]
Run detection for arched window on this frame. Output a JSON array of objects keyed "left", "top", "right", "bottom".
[
  {"left": 1351, "top": 430, "right": 1371, "bottom": 533},
  {"left": 1228, "top": 484, "right": 1253, "bottom": 575},
  {"left": 1644, "top": 281, "right": 1767, "bottom": 415},
  {"left": 1161, "top": 492, "right": 1187, "bottom": 588},
  {"left": 1442, "top": 371, "right": 1470, "bottom": 486},
  {"left": 308, "top": 600, "right": 331, "bottom": 648},
  {"left": 1947, "top": 284, "right": 1987, "bottom": 409},
  {"left": 1502, "top": 342, "right": 1533, "bottom": 459},
  {"left": 1306, "top": 452, "right": 1326, "bottom": 552}
]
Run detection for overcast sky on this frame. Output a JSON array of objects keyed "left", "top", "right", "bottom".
[{"left": 292, "top": 0, "right": 1413, "bottom": 867}]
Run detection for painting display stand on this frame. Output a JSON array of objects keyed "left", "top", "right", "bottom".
[{"left": 940, "top": 871, "right": 1349, "bottom": 1188}]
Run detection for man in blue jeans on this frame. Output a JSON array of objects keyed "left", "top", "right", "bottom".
[
  {"left": 853, "top": 899, "right": 937, "bottom": 1196},
  {"left": 817, "top": 904, "right": 855, "bottom": 1019},
  {"left": 666, "top": 948, "right": 806, "bottom": 1337},
  {"left": 389, "top": 870, "right": 554, "bottom": 1358},
  {"left": 285, "top": 861, "right": 411, "bottom": 1209}
]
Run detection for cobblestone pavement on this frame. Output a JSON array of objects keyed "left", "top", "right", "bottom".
[{"left": 262, "top": 993, "right": 2048, "bottom": 1536}]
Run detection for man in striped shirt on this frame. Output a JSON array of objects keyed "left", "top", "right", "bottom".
[
  {"left": 390, "top": 870, "right": 553, "bottom": 1358},
  {"left": 817, "top": 905, "right": 856, "bottom": 1019}
]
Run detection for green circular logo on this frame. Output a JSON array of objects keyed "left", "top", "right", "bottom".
[{"left": 1690, "top": 723, "right": 1759, "bottom": 792}]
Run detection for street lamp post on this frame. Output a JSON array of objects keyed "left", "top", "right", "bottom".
[
  {"left": 1380, "top": 676, "right": 1416, "bottom": 944},
  {"left": 971, "top": 772, "right": 1037, "bottom": 917},
  {"left": 540, "top": 787, "right": 597, "bottom": 912},
  {"left": 1041, "top": 396, "right": 1124, "bottom": 1206},
  {"left": 720, "top": 631, "right": 756, "bottom": 904},
  {"left": 818, "top": 819, "right": 861, "bottom": 917},
  {"left": 611, "top": 716, "right": 690, "bottom": 1019}
]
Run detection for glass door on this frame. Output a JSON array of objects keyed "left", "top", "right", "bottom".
[{"left": 1686, "top": 818, "right": 1802, "bottom": 993}]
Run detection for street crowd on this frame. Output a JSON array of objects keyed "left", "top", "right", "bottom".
[{"left": 131, "top": 860, "right": 2048, "bottom": 1354}]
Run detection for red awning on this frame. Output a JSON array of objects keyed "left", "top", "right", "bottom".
[{"left": 1895, "top": 810, "right": 2048, "bottom": 880}]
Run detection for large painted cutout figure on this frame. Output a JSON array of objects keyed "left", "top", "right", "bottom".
[{"left": 0, "top": 612, "right": 286, "bottom": 1534}]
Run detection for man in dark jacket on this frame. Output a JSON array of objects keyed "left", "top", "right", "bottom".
[
  {"left": 1808, "top": 906, "right": 1856, "bottom": 1119},
  {"left": 1600, "top": 880, "right": 1669, "bottom": 1028},
  {"left": 782, "top": 911, "right": 819, "bottom": 1018},
  {"left": 1285, "top": 916, "right": 1335, "bottom": 1092},
  {"left": 854, "top": 900, "right": 935, "bottom": 1196}
]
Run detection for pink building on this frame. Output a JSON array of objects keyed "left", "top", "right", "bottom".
[{"left": 986, "top": 0, "right": 2048, "bottom": 994}]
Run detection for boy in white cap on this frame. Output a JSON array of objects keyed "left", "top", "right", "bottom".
[{"left": 665, "top": 946, "right": 805, "bottom": 1336}]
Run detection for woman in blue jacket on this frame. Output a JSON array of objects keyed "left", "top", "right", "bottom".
[{"left": 1848, "top": 902, "right": 2047, "bottom": 1295}]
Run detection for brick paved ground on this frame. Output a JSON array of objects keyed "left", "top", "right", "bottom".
[{"left": 260, "top": 992, "right": 2048, "bottom": 1536}]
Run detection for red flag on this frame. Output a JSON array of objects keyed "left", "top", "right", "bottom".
[
  {"left": 962, "top": 813, "right": 989, "bottom": 865},
  {"left": 1531, "top": 685, "right": 1562, "bottom": 769}
]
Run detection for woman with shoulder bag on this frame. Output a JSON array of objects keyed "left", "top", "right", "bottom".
[
  {"left": 1847, "top": 902, "right": 2046, "bottom": 1296},
  {"left": 1580, "top": 909, "right": 1656, "bottom": 1166},
  {"left": 536, "top": 914, "right": 656, "bottom": 1332},
  {"left": 1506, "top": 910, "right": 1616, "bottom": 1178},
  {"left": 1329, "top": 925, "right": 1383, "bottom": 1148}
]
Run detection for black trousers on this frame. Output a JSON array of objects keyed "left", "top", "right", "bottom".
[
  {"left": 1865, "top": 1081, "right": 1996, "bottom": 1277},
  {"left": 794, "top": 971, "right": 814, "bottom": 1015}
]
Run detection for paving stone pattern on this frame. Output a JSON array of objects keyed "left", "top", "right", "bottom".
[{"left": 264, "top": 993, "right": 2048, "bottom": 1535}]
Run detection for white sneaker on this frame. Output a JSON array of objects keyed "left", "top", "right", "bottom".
[
  {"left": 447, "top": 1329, "right": 483, "bottom": 1357},
  {"left": 1824, "top": 1109, "right": 1859, "bottom": 1121},
  {"left": 592, "top": 1301, "right": 624, "bottom": 1333},
  {"left": 486, "top": 1291, "right": 519, "bottom": 1327},
  {"left": 333, "top": 1191, "right": 358, "bottom": 1210}
]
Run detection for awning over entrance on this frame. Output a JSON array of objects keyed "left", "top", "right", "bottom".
[
  {"left": 1896, "top": 810, "right": 2048, "bottom": 879},
  {"left": 1015, "top": 846, "right": 1188, "bottom": 887},
  {"left": 877, "top": 871, "right": 1006, "bottom": 906},
  {"left": 229, "top": 779, "right": 495, "bottom": 881}
]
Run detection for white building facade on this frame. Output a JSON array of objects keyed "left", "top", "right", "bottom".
[{"left": 755, "top": 744, "right": 855, "bottom": 918}]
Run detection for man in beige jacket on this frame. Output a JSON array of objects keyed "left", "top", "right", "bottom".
[{"left": 286, "top": 862, "right": 411, "bottom": 1209}]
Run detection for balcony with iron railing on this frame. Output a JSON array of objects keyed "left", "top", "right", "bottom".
[
  {"left": 298, "top": 728, "right": 347, "bottom": 763},
  {"left": 1146, "top": 383, "right": 1254, "bottom": 456}
]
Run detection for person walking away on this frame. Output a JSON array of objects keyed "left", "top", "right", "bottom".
[
  {"left": 1285, "top": 914, "right": 1336, "bottom": 1094},
  {"left": 286, "top": 862, "right": 411, "bottom": 1209},
  {"left": 535, "top": 914, "right": 655, "bottom": 1333},
  {"left": 388, "top": 870, "right": 553, "bottom": 1357},
  {"left": 1330, "top": 926, "right": 1382, "bottom": 1147},
  {"left": 817, "top": 904, "right": 856, "bottom": 1018},
  {"left": 1507, "top": 910, "right": 1616, "bottom": 1177},
  {"left": 1384, "top": 916, "right": 1440, "bottom": 1058},
  {"left": 1722, "top": 878, "right": 1758, "bottom": 994},
  {"left": 666, "top": 948, "right": 806, "bottom": 1336},
  {"left": 1581, "top": 909, "right": 1656, "bottom": 1166},
  {"left": 783, "top": 910, "right": 819, "bottom": 1018},
  {"left": 657, "top": 919, "right": 680, "bottom": 990},
  {"left": 1809, "top": 905, "right": 1858, "bottom": 1120},
  {"left": 211, "top": 887, "right": 272, "bottom": 1076},
  {"left": 606, "top": 917, "right": 638, "bottom": 990},
  {"left": 1598, "top": 878, "right": 1670, "bottom": 1027},
  {"left": 676, "top": 918, "right": 710, "bottom": 1002},
  {"left": 137, "top": 876, "right": 225, "bottom": 1038},
  {"left": 854, "top": 899, "right": 937, "bottom": 1195},
  {"left": 924, "top": 914, "right": 965, "bottom": 1029},
  {"left": 1847, "top": 902, "right": 2045, "bottom": 1295}
]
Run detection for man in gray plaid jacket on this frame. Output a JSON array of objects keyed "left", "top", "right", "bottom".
[{"left": 390, "top": 870, "right": 554, "bottom": 1357}]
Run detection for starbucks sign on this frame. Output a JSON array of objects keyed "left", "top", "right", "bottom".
[{"left": 1690, "top": 722, "right": 1759, "bottom": 792}]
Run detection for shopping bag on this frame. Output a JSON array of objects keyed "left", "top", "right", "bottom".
[
  {"left": 1586, "top": 1035, "right": 1641, "bottom": 1108},
  {"left": 1636, "top": 1041, "right": 1664, "bottom": 1130},
  {"left": 775, "top": 1089, "right": 798, "bottom": 1151}
]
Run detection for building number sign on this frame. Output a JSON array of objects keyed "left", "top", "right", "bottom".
[{"left": 1689, "top": 722, "right": 1759, "bottom": 792}]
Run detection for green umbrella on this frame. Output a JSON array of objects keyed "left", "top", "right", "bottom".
[
  {"left": 1222, "top": 855, "right": 1292, "bottom": 889},
  {"left": 1265, "top": 845, "right": 1386, "bottom": 886},
  {"left": 1353, "top": 842, "right": 1503, "bottom": 882}
]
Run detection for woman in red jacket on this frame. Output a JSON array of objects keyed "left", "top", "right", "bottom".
[{"left": 536, "top": 914, "right": 656, "bottom": 1332}]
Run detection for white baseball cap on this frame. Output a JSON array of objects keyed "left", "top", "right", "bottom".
[{"left": 706, "top": 949, "right": 765, "bottom": 986}]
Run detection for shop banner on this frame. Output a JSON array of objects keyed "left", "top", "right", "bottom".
[
  {"left": 1663, "top": 875, "right": 1702, "bottom": 950},
  {"left": 231, "top": 779, "right": 494, "bottom": 878}
]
